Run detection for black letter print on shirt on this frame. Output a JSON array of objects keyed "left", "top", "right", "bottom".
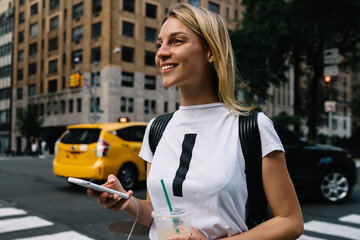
[{"left": 172, "top": 133, "right": 197, "bottom": 197}]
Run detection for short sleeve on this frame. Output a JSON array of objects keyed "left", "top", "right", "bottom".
[
  {"left": 257, "top": 112, "right": 285, "bottom": 158},
  {"left": 139, "top": 118, "right": 155, "bottom": 163}
]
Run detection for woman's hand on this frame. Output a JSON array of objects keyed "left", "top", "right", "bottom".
[
  {"left": 168, "top": 228, "right": 207, "bottom": 240},
  {"left": 87, "top": 174, "right": 133, "bottom": 211}
]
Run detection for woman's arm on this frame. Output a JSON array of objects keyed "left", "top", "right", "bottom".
[
  {"left": 87, "top": 162, "right": 154, "bottom": 227},
  {"left": 224, "top": 150, "right": 304, "bottom": 240}
]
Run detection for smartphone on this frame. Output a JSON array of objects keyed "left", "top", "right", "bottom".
[{"left": 68, "top": 177, "right": 129, "bottom": 199}]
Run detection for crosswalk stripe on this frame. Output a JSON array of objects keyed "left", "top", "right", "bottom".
[
  {"left": 0, "top": 216, "right": 53, "bottom": 234},
  {"left": 304, "top": 220, "right": 360, "bottom": 240},
  {"left": 339, "top": 214, "right": 360, "bottom": 225},
  {"left": 298, "top": 234, "right": 327, "bottom": 240},
  {"left": 13, "top": 230, "right": 95, "bottom": 240},
  {"left": 0, "top": 208, "right": 27, "bottom": 217}
]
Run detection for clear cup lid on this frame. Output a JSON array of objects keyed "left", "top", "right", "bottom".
[{"left": 151, "top": 207, "right": 192, "bottom": 218}]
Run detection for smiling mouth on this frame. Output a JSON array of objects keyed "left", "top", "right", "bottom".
[{"left": 162, "top": 64, "right": 178, "bottom": 70}]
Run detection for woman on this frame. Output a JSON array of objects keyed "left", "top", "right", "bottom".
[{"left": 88, "top": 3, "right": 304, "bottom": 240}]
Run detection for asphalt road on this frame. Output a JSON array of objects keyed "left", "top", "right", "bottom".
[{"left": 0, "top": 156, "right": 359, "bottom": 240}]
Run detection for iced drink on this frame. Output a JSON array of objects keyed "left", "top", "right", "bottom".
[{"left": 151, "top": 207, "right": 192, "bottom": 240}]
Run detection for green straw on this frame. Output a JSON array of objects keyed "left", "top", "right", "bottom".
[{"left": 160, "top": 179, "right": 180, "bottom": 234}]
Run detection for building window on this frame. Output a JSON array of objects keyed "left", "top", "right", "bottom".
[
  {"left": 17, "top": 69, "right": 23, "bottom": 81},
  {"left": 18, "top": 50, "right": 24, "bottom": 62},
  {"left": 49, "top": 59, "right": 58, "bottom": 74},
  {"left": 92, "top": 0, "right": 102, "bottom": 15},
  {"left": 30, "top": 23, "right": 38, "bottom": 37},
  {"left": 145, "top": 75, "right": 156, "bottom": 90},
  {"left": 122, "top": 46, "right": 134, "bottom": 62},
  {"left": 73, "top": 3, "right": 84, "bottom": 19},
  {"left": 123, "top": 0, "right": 135, "bottom": 12},
  {"left": 46, "top": 102, "right": 51, "bottom": 115},
  {"left": 49, "top": 37, "right": 58, "bottom": 51},
  {"left": 29, "top": 43, "right": 37, "bottom": 56},
  {"left": 60, "top": 100, "right": 66, "bottom": 114},
  {"left": 50, "top": 16, "right": 59, "bottom": 30},
  {"left": 151, "top": 100, "right": 156, "bottom": 114},
  {"left": 146, "top": 3, "right": 157, "bottom": 19},
  {"left": 31, "top": 3, "right": 38, "bottom": 15},
  {"left": 188, "top": 0, "right": 200, "bottom": 6},
  {"left": 145, "top": 27, "right": 157, "bottom": 42},
  {"left": 121, "top": 97, "right": 126, "bottom": 112},
  {"left": 50, "top": 0, "right": 59, "bottom": 10},
  {"left": 164, "top": 101, "right": 168, "bottom": 113},
  {"left": 122, "top": 21, "right": 134, "bottom": 37},
  {"left": 121, "top": 72, "right": 134, "bottom": 87},
  {"left": 40, "top": 103, "right": 44, "bottom": 115},
  {"left": 145, "top": 51, "right": 156, "bottom": 66},
  {"left": 128, "top": 98, "right": 134, "bottom": 112},
  {"left": 29, "top": 62, "right": 37, "bottom": 76},
  {"left": 48, "top": 79, "right": 57, "bottom": 93},
  {"left": 19, "top": 0, "right": 24, "bottom": 5},
  {"left": 92, "top": 22, "right": 101, "bottom": 39},
  {"left": 77, "top": 98, "right": 82, "bottom": 112},
  {"left": 19, "top": 12, "right": 25, "bottom": 24},
  {"left": 71, "top": 50, "right": 83, "bottom": 64},
  {"left": 17, "top": 88, "right": 23, "bottom": 100},
  {"left": 68, "top": 99, "right": 73, "bottom": 113},
  {"left": 234, "top": 10, "right": 238, "bottom": 20},
  {"left": 72, "top": 26, "right": 83, "bottom": 42},
  {"left": 144, "top": 99, "right": 149, "bottom": 114},
  {"left": 53, "top": 101, "right": 58, "bottom": 115},
  {"left": 91, "top": 47, "right": 101, "bottom": 62},
  {"left": 18, "top": 31, "right": 24, "bottom": 43},
  {"left": 208, "top": 1, "right": 220, "bottom": 14},
  {"left": 28, "top": 84, "right": 36, "bottom": 96}
]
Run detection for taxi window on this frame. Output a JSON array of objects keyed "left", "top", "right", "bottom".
[
  {"left": 116, "top": 126, "right": 146, "bottom": 142},
  {"left": 61, "top": 128, "right": 101, "bottom": 144}
]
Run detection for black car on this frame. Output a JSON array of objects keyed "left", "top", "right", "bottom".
[{"left": 274, "top": 124, "right": 357, "bottom": 203}]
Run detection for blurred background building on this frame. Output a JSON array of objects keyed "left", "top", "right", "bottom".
[{"left": 0, "top": 0, "right": 13, "bottom": 154}]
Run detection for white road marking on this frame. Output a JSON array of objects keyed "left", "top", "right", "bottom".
[
  {"left": 297, "top": 234, "right": 327, "bottom": 240},
  {"left": 13, "top": 230, "right": 95, "bottom": 240},
  {"left": 304, "top": 220, "right": 360, "bottom": 240},
  {"left": 0, "top": 208, "right": 27, "bottom": 217},
  {"left": 339, "top": 214, "right": 360, "bottom": 225},
  {"left": 0, "top": 216, "right": 53, "bottom": 234}
]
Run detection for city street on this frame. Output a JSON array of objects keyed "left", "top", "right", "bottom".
[{"left": 0, "top": 156, "right": 359, "bottom": 240}]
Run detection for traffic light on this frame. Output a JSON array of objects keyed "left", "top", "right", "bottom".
[
  {"left": 69, "top": 73, "right": 83, "bottom": 87},
  {"left": 324, "top": 75, "right": 331, "bottom": 89},
  {"left": 69, "top": 74, "right": 77, "bottom": 87}
]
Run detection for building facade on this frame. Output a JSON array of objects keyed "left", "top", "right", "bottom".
[
  {"left": 0, "top": 0, "right": 13, "bottom": 154},
  {"left": 11, "top": 0, "right": 246, "bottom": 153}
]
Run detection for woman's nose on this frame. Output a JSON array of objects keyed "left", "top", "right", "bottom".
[{"left": 156, "top": 44, "right": 171, "bottom": 59}]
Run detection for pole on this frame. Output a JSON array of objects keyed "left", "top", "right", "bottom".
[
  {"left": 328, "top": 111, "right": 332, "bottom": 144},
  {"left": 92, "top": 61, "right": 98, "bottom": 123}
]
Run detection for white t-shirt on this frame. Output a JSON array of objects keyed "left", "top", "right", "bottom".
[{"left": 139, "top": 103, "right": 284, "bottom": 240}]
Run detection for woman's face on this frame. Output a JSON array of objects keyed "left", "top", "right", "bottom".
[{"left": 156, "top": 17, "right": 212, "bottom": 89}]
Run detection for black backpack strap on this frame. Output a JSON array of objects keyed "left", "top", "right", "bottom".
[
  {"left": 239, "top": 111, "right": 268, "bottom": 229},
  {"left": 149, "top": 112, "right": 174, "bottom": 155}
]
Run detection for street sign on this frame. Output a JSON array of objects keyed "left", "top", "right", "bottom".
[
  {"left": 324, "top": 101, "right": 336, "bottom": 113},
  {"left": 324, "top": 48, "right": 339, "bottom": 65},
  {"left": 324, "top": 65, "right": 339, "bottom": 77}
]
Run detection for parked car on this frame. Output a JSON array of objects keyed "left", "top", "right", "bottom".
[
  {"left": 53, "top": 122, "right": 147, "bottom": 189},
  {"left": 274, "top": 124, "right": 357, "bottom": 203}
]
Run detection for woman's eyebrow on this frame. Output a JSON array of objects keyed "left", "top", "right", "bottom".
[{"left": 157, "top": 31, "right": 187, "bottom": 41}]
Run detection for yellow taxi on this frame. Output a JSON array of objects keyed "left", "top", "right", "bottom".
[{"left": 53, "top": 121, "right": 148, "bottom": 189}]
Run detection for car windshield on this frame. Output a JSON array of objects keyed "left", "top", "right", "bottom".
[{"left": 61, "top": 128, "right": 101, "bottom": 144}]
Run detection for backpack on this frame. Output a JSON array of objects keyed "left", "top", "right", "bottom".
[{"left": 149, "top": 111, "right": 270, "bottom": 229}]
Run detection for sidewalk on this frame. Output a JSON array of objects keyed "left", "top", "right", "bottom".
[{"left": 0, "top": 155, "right": 54, "bottom": 161}]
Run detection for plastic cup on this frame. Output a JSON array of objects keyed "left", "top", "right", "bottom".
[{"left": 151, "top": 207, "right": 192, "bottom": 240}]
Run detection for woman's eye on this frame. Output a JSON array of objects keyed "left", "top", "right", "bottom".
[
  {"left": 156, "top": 43, "right": 162, "bottom": 50},
  {"left": 172, "top": 39, "right": 183, "bottom": 45}
]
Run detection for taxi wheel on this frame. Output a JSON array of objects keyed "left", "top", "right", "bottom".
[{"left": 118, "top": 163, "right": 138, "bottom": 190}]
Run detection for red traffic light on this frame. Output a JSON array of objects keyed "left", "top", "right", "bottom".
[{"left": 324, "top": 76, "right": 331, "bottom": 83}]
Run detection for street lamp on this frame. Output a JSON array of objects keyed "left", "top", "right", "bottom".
[{"left": 92, "top": 46, "right": 121, "bottom": 123}]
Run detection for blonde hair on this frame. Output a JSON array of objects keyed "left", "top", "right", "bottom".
[{"left": 164, "top": 3, "right": 254, "bottom": 115}]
